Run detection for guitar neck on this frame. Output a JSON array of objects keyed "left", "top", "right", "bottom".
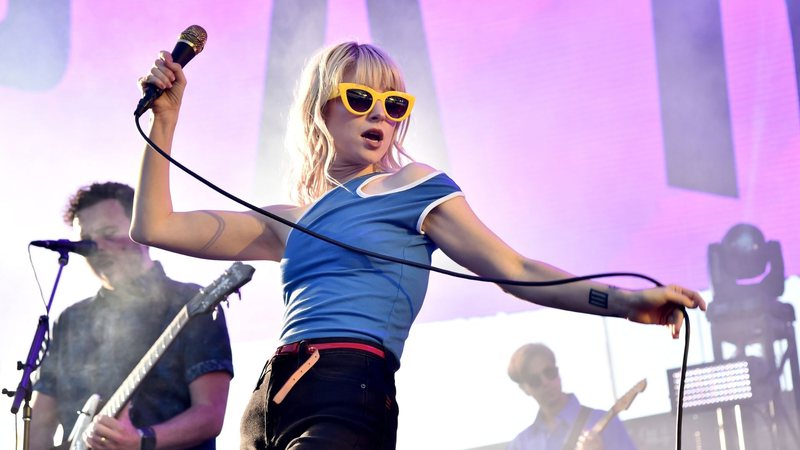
[
  {"left": 97, "top": 305, "right": 190, "bottom": 418},
  {"left": 590, "top": 408, "right": 616, "bottom": 435},
  {"left": 590, "top": 379, "right": 647, "bottom": 435}
]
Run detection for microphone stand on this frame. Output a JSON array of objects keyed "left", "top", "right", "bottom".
[{"left": 3, "top": 250, "right": 70, "bottom": 450}]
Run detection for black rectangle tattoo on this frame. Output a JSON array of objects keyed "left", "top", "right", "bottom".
[{"left": 589, "top": 289, "right": 609, "bottom": 309}]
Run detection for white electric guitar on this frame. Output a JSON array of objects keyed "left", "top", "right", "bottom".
[
  {"left": 588, "top": 378, "right": 647, "bottom": 436},
  {"left": 568, "top": 378, "right": 647, "bottom": 450},
  {"left": 59, "top": 262, "right": 255, "bottom": 450}
]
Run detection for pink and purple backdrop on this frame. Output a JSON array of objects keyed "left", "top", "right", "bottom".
[{"left": 1, "top": 1, "right": 798, "bottom": 448}]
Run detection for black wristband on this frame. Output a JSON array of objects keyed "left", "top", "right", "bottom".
[{"left": 138, "top": 426, "right": 157, "bottom": 450}]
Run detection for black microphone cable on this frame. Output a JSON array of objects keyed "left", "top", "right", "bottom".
[
  {"left": 134, "top": 119, "right": 661, "bottom": 287},
  {"left": 675, "top": 307, "right": 689, "bottom": 450},
  {"left": 136, "top": 116, "right": 692, "bottom": 449}
]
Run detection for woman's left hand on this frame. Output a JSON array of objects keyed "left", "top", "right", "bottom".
[{"left": 626, "top": 284, "right": 707, "bottom": 338}]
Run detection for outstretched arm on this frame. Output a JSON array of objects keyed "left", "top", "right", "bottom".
[
  {"left": 423, "top": 195, "right": 705, "bottom": 338},
  {"left": 130, "top": 51, "right": 290, "bottom": 262}
]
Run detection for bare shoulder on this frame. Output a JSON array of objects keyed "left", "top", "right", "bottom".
[
  {"left": 359, "top": 163, "right": 440, "bottom": 194},
  {"left": 396, "top": 162, "right": 438, "bottom": 180},
  {"left": 381, "top": 162, "right": 439, "bottom": 190}
]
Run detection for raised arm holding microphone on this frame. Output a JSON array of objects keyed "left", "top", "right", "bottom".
[{"left": 132, "top": 40, "right": 706, "bottom": 449}]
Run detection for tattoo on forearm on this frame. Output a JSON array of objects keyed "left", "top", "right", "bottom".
[{"left": 588, "top": 288, "right": 609, "bottom": 309}]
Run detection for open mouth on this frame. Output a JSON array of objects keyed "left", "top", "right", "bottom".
[{"left": 361, "top": 129, "right": 384, "bottom": 143}]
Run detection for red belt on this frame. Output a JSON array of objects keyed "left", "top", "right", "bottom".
[
  {"left": 271, "top": 341, "right": 385, "bottom": 405},
  {"left": 275, "top": 341, "right": 385, "bottom": 359}
]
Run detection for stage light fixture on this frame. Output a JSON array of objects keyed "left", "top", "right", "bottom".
[
  {"left": 667, "top": 358, "right": 771, "bottom": 412},
  {"left": 707, "top": 223, "right": 784, "bottom": 317}
]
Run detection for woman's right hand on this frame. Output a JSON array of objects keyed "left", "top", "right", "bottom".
[{"left": 137, "top": 51, "right": 187, "bottom": 117}]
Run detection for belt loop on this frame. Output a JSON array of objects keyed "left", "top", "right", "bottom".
[
  {"left": 296, "top": 339, "right": 306, "bottom": 363},
  {"left": 273, "top": 347, "right": 320, "bottom": 405}
]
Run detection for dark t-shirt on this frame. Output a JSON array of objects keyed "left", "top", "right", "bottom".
[{"left": 34, "top": 263, "right": 234, "bottom": 449}]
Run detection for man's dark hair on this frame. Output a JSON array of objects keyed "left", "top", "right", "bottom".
[{"left": 64, "top": 182, "right": 135, "bottom": 225}]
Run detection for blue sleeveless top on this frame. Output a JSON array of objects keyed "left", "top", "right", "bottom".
[{"left": 279, "top": 171, "right": 463, "bottom": 360}]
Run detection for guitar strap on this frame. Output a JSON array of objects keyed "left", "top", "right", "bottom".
[{"left": 562, "top": 406, "right": 591, "bottom": 450}]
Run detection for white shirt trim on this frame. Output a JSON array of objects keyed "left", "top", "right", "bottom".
[
  {"left": 416, "top": 191, "right": 465, "bottom": 233},
  {"left": 285, "top": 174, "right": 379, "bottom": 243},
  {"left": 356, "top": 171, "right": 444, "bottom": 197}
]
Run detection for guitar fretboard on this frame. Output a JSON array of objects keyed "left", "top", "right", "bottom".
[{"left": 97, "top": 306, "right": 190, "bottom": 417}]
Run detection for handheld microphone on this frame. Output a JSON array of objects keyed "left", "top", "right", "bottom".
[
  {"left": 30, "top": 239, "right": 97, "bottom": 257},
  {"left": 134, "top": 25, "right": 208, "bottom": 118}
]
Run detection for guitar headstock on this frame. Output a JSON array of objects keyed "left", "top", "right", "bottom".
[
  {"left": 613, "top": 378, "right": 648, "bottom": 414},
  {"left": 588, "top": 378, "right": 649, "bottom": 439},
  {"left": 187, "top": 262, "right": 256, "bottom": 317}
]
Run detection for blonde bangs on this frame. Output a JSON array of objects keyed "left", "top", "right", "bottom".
[{"left": 350, "top": 46, "right": 406, "bottom": 93}]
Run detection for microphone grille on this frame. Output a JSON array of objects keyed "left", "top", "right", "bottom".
[{"left": 179, "top": 25, "right": 208, "bottom": 54}]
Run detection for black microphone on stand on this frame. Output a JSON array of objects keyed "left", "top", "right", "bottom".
[
  {"left": 134, "top": 24, "right": 208, "bottom": 118},
  {"left": 30, "top": 239, "right": 97, "bottom": 257}
]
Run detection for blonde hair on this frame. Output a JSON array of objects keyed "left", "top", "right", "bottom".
[
  {"left": 507, "top": 343, "right": 556, "bottom": 384},
  {"left": 286, "top": 42, "right": 412, "bottom": 205}
]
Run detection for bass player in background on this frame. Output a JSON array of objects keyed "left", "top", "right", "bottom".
[
  {"left": 29, "top": 181, "right": 234, "bottom": 450},
  {"left": 507, "top": 343, "right": 638, "bottom": 450}
]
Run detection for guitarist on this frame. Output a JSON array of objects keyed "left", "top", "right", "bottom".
[
  {"left": 506, "top": 343, "right": 637, "bottom": 450},
  {"left": 29, "top": 182, "right": 234, "bottom": 450}
]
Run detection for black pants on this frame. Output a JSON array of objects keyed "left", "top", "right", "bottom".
[{"left": 240, "top": 340, "right": 400, "bottom": 449}]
